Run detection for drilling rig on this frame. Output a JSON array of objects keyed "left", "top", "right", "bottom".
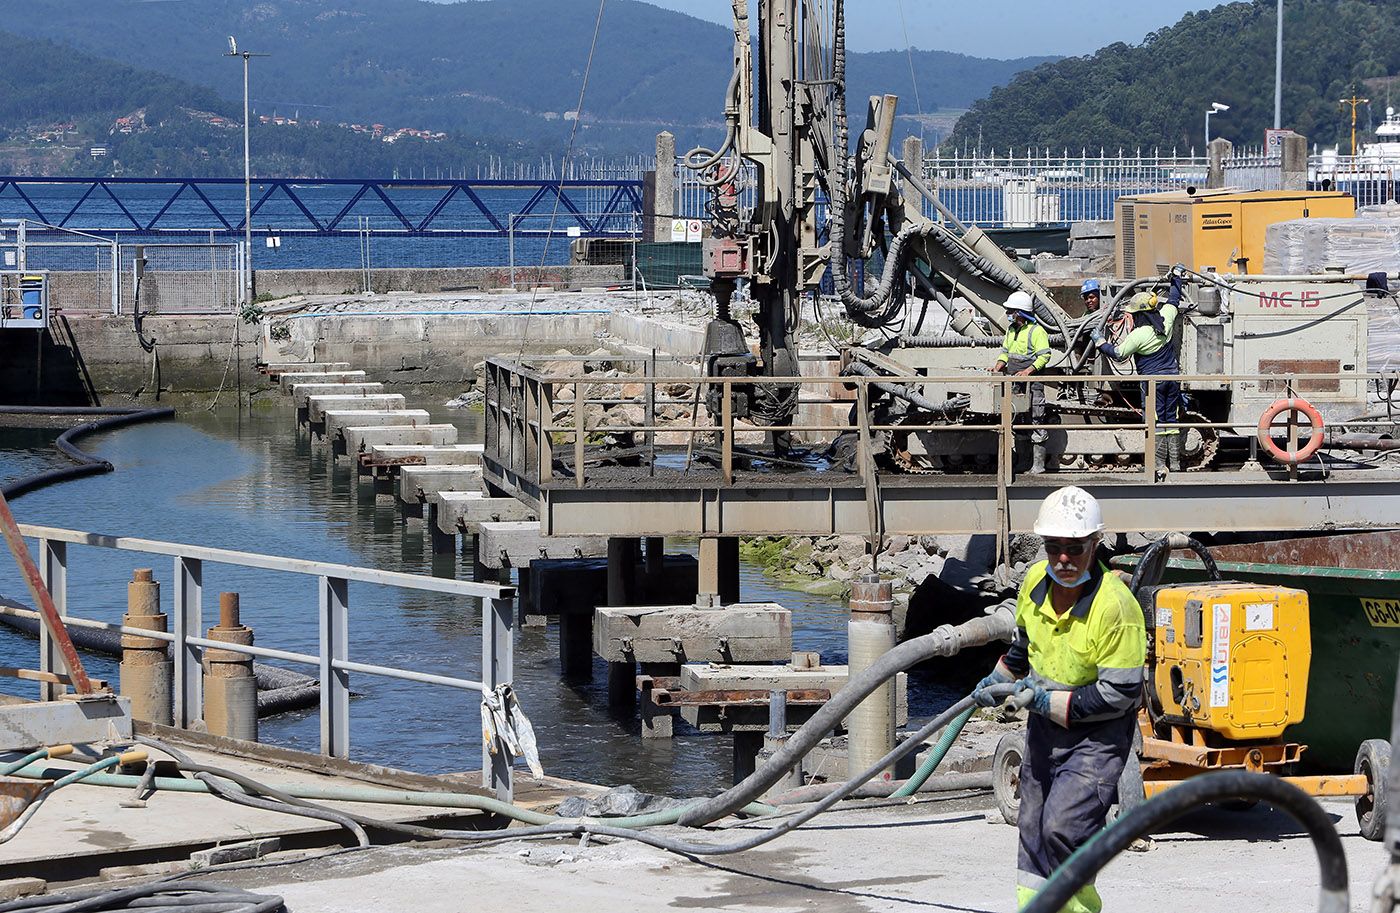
[{"left": 684, "top": 0, "right": 1377, "bottom": 475}]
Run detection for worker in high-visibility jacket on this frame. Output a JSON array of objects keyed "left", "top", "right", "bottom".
[
  {"left": 992, "top": 291, "right": 1053, "bottom": 474},
  {"left": 1092, "top": 275, "right": 1187, "bottom": 472},
  {"left": 973, "top": 486, "right": 1147, "bottom": 913}
]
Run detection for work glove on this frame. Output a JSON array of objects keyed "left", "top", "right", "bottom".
[
  {"left": 1168, "top": 274, "right": 1184, "bottom": 306},
  {"left": 1089, "top": 329, "right": 1106, "bottom": 348},
  {"left": 1014, "top": 679, "right": 1052, "bottom": 717},
  {"left": 972, "top": 668, "right": 1013, "bottom": 707}
]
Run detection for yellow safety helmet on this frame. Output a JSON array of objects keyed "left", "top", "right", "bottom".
[{"left": 1123, "top": 291, "right": 1158, "bottom": 313}]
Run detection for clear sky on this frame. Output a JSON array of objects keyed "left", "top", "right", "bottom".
[{"left": 607, "top": 1, "right": 1221, "bottom": 59}]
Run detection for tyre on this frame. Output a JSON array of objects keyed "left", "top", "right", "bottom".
[
  {"left": 994, "top": 730, "right": 1026, "bottom": 826},
  {"left": 1356, "top": 738, "right": 1391, "bottom": 842}
]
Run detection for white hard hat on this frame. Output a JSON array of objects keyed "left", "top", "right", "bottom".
[
  {"left": 1003, "top": 291, "right": 1035, "bottom": 315},
  {"left": 1033, "top": 486, "right": 1105, "bottom": 538}
]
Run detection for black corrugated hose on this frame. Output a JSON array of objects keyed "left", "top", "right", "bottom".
[
  {"left": 0, "top": 406, "right": 175, "bottom": 500},
  {"left": 1128, "top": 533, "right": 1221, "bottom": 594},
  {"left": 1022, "top": 771, "right": 1350, "bottom": 913},
  {"left": 0, "top": 881, "right": 284, "bottom": 913}
]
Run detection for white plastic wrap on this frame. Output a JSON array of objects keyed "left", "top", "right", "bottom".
[{"left": 1264, "top": 216, "right": 1400, "bottom": 275}]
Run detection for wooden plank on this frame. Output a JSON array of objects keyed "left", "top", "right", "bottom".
[{"left": 593, "top": 603, "right": 792, "bottom": 664}]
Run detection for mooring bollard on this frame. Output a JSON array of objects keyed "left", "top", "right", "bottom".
[
  {"left": 758, "top": 688, "right": 802, "bottom": 797},
  {"left": 848, "top": 574, "right": 896, "bottom": 779},
  {"left": 202, "top": 593, "right": 258, "bottom": 741},
  {"left": 120, "top": 569, "right": 173, "bottom": 725}
]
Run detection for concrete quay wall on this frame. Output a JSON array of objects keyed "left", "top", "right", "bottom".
[{"left": 256, "top": 264, "right": 626, "bottom": 298}]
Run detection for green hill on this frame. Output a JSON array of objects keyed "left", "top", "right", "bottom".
[
  {"left": 947, "top": 0, "right": 1400, "bottom": 152},
  {"left": 0, "top": 0, "right": 1052, "bottom": 155}
]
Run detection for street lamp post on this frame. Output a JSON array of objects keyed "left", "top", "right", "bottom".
[
  {"left": 1205, "top": 102, "right": 1230, "bottom": 147},
  {"left": 226, "top": 37, "right": 268, "bottom": 307},
  {"left": 1275, "top": 0, "right": 1284, "bottom": 129}
]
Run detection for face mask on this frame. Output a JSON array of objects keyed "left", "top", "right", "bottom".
[{"left": 1051, "top": 566, "right": 1092, "bottom": 588}]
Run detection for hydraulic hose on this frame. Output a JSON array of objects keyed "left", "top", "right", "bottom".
[
  {"left": 676, "top": 607, "right": 1016, "bottom": 827},
  {"left": 767, "top": 769, "right": 990, "bottom": 805},
  {"left": 0, "top": 751, "right": 145, "bottom": 846},
  {"left": 0, "top": 881, "right": 286, "bottom": 913},
  {"left": 843, "top": 361, "right": 971, "bottom": 415},
  {"left": 1022, "top": 772, "right": 1350, "bottom": 913},
  {"left": 889, "top": 705, "right": 975, "bottom": 799},
  {"left": 0, "top": 406, "right": 175, "bottom": 500},
  {"left": 1128, "top": 533, "right": 1221, "bottom": 595}
]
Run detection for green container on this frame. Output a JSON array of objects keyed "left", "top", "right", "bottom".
[{"left": 1137, "top": 531, "right": 1400, "bottom": 771}]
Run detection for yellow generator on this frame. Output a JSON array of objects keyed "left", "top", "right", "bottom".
[{"left": 1115, "top": 188, "right": 1355, "bottom": 279}]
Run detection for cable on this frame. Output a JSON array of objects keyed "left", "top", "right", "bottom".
[
  {"left": 0, "top": 881, "right": 285, "bottom": 913},
  {"left": 1023, "top": 772, "right": 1350, "bottom": 913}
]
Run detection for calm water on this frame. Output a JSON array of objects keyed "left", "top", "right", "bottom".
[{"left": 0, "top": 401, "right": 955, "bottom": 795}]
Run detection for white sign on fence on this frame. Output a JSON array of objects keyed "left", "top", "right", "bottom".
[
  {"left": 670, "top": 218, "right": 688, "bottom": 243},
  {"left": 686, "top": 219, "right": 703, "bottom": 242}
]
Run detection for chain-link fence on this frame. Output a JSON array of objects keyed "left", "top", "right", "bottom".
[
  {"left": 119, "top": 243, "right": 243, "bottom": 315},
  {"left": 0, "top": 223, "right": 119, "bottom": 314}
]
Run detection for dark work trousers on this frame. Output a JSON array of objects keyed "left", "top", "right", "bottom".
[
  {"left": 1017, "top": 712, "right": 1136, "bottom": 912},
  {"left": 1135, "top": 344, "right": 1186, "bottom": 434}
]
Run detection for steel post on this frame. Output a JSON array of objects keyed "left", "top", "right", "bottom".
[
  {"left": 847, "top": 575, "right": 896, "bottom": 780},
  {"left": 318, "top": 575, "right": 350, "bottom": 758},
  {"left": 37, "top": 539, "right": 66, "bottom": 702},
  {"left": 203, "top": 592, "right": 257, "bottom": 741},
  {"left": 483, "top": 595, "right": 515, "bottom": 802},
  {"left": 121, "top": 568, "right": 172, "bottom": 725},
  {"left": 172, "top": 556, "right": 203, "bottom": 728}
]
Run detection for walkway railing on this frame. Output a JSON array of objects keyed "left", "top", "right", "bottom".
[{"left": 7, "top": 523, "right": 518, "bottom": 799}]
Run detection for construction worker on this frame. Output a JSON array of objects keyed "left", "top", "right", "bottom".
[
  {"left": 991, "top": 291, "right": 1052, "bottom": 474},
  {"left": 1080, "top": 279, "right": 1102, "bottom": 313},
  {"left": 1090, "top": 275, "right": 1187, "bottom": 472},
  {"left": 973, "top": 486, "right": 1146, "bottom": 913}
]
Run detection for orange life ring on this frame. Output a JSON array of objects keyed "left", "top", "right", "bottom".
[{"left": 1257, "top": 397, "right": 1324, "bottom": 464}]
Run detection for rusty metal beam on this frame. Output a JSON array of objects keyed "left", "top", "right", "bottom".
[{"left": 652, "top": 688, "right": 831, "bottom": 708}]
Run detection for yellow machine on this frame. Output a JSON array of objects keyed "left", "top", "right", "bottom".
[
  {"left": 1115, "top": 188, "right": 1356, "bottom": 279},
  {"left": 1137, "top": 582, "right": 1369, "bottom": 801}
]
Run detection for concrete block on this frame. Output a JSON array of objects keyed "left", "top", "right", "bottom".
[
  {"left": 323, "top": 410, "right": 432, "bottom": 440},
  {"left": 397, "top": 465, "right": 483, "bottom": 504},
  {"left": 367, "top": 444, "right": 483, "bottom": 468},
  {"left": 0, "top": 696, "right": 132, "bottom": 752},
  {"left": 0, "top": 878, "right": 45, "bottom": 901},
  {"left": 434, "top": 492, "right": 534, "bottom": 535},
  {"left": 342, "top": 423, "right": 459, "bottom": 454},
  {"left": 291, "top": 382, "right": 385, "bottom": 408},
  {"left": 1068, "top": 238, "right": 1115, "bottom": 260},
  {"left": 189, "top": 837, "right": 280, "bottom": 867},
  {"left": 594, "top": 603, "right": 791, "bottom": 664},
  {"left": 278, "top": 371, "right": 368, "bottom": 393},
  {"left": 1069, "top": 220, "right": 1116, "bottom": 241},
  {"left": 264, "top": 362, "right": 352, "bottom": 378},
  {"left": 679, "top": 662, "right": 907, "bottom": 726},
  {"left": 477, "top": 521, "right": 606, "bottom": 569},
  {"left": 307, "top": 394, "right": 407, "bottom": 423}
]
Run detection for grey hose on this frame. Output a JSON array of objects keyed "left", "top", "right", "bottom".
[
  {"left": 843, "top": 361, "right": 971, "bottom": 415},
  {"left": 676, "top": 607, "right": 1016, "bottom": 827},
  {"left": 766, "top": 770, "right": 991, "bottom": 805},
  {"left": 0, "top": 881, "right": 285, "bottom": 913}
]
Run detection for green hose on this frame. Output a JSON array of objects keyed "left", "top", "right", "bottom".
[
  {"left": 888, "top": 704, "right": 975, "bottom": 799},
  {"left": 7, "top": 763, "right": 776, "bottom": 827}
]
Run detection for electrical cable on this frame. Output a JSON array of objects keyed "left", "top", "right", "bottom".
[
  {"left": 1022, "top": 772, "right": 1350, "bottom": 913},
  {"left": 0, "top": 881, "right": 285, "bottom": 913}
]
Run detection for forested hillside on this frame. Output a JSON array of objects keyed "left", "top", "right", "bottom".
[{"left": 947, "top": 0, "right": 1400, "bottom": 152}]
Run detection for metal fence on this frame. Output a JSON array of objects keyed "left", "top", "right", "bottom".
[
  {"left": 10, "top": 523, "right": 518, "bottom": 800},
  {"left": 120, "top": 242, "right": 244, "bottom": 315}
]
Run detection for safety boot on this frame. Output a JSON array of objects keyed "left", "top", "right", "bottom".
[
  {"left": 1167, "top": 434, "right": 1184, "bottom": 473},
  {"left": 1153, "top": 437, "right": 1170, "bottom": 480},
  {"left": 1030, "top": 444, "right": 1048, "bottom": 475}
]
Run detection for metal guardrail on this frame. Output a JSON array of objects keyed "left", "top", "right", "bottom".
[{"left": 11, "top": 523, "right": 518, "bottom": 799}]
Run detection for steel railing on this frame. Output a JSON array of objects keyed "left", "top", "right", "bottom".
[{"left": 8, "top": 523, "right": 518, "bottom": 800}]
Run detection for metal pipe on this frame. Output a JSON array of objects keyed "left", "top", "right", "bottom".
[{"left": 847, "top": 576, "right": 896, "bottom": 779}]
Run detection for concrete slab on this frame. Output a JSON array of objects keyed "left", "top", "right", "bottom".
[
  {"left": 263, "top": 362, "right": 352, "bottom": 378},
  {"left": 307, "top": 394, "right": 407, "bottom": 423},
  {"left": 397, "top": 465, "right": 484, "bottom": 505},
  {"left": 226, "top": 796, "right": 1385, "bottom": 913},
  {"left": 342, "top": 424, "right": 459, "bottom": 454},
  {"left": 0, "top": 696, "right": 132, "bottom": 752},
  {"left": 677, "top": 662, "right": 907, "bottom": 730},
  {"left": 434, "top": 492, "right": 535, "bottom": 535},
  {"left": 593, "top": 604, "right": 792, "bottom": 665},
  {"left": 278, "top": 371, "right": 369, "bottom": 393},
  {"left": 323, "top": 410, "right": 433, "bottom": 440},
  {"left": 291, "top": 383, "right": 386, "bottom": 408},
  {"left": 477, "top": 522, "right": 606, "bottom": 569},
  {"left": 367, "top": 445, "right": 483, "bottom": 468}
]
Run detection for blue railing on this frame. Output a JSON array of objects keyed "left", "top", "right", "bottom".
[{"left": 0, "top": 177, "right": 644, "bottom": 238}]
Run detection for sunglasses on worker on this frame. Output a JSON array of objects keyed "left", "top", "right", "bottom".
[{"left": 1044, "top": 538, "right": 1093, "bottom": 557}]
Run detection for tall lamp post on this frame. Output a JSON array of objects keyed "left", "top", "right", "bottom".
[
  {"left": 1274, "top": 0, "right": 1284, "bottom": 129},
  {"left": 227, "top": 37, "right": 268, "bottom": 307},
  {"left": 1205, "top": 102, "right": 1230, "bottom": 147}
]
